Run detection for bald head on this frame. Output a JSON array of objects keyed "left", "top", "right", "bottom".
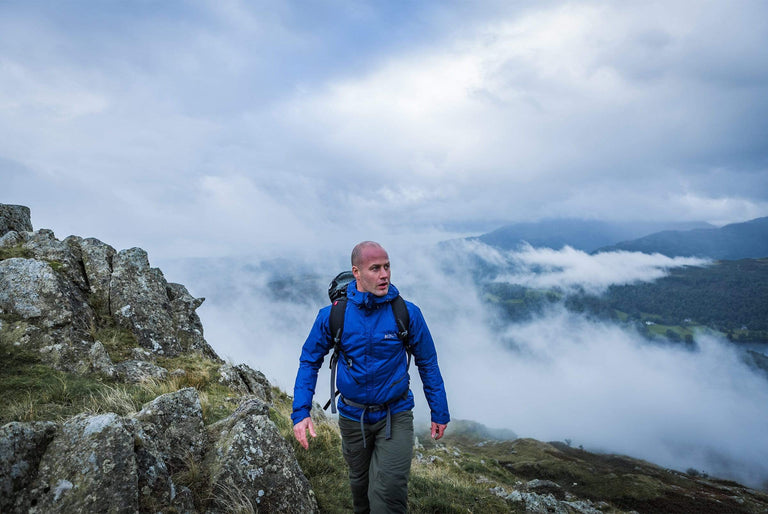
[
  {"left": 351, "top": 241, "right": 386, "bottom": 267},
  {"left": 351, "top": 241, "right": 391, "bottom": 296}
]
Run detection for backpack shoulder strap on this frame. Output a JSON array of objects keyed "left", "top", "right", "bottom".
[
  {"left": 390, "top": 295, "right": 410, "bottom": 345},
  {"left": 391, "top": 295, "right": 414, "bottom": 371},
  {"left": 324, "top": 298, "right": 347, "bottom": 412},
  {"left": 329, "top": 297, "right": 347, "bottom": 346}
]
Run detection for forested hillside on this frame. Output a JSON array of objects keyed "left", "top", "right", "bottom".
[
  {"left": 483, "top": 259, "right": 768, "bottom": 343},
  {"left": 596, "top": 217, "right": 768, "bottom": 259}
]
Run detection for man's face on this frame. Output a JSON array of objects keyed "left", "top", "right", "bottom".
[{"left": 352, "top": 245, "right": 391, "bottom": 297}]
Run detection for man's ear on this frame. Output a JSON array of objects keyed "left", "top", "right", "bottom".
[{"left": 351, "top": 266, "right": 359, "bottom": 280}]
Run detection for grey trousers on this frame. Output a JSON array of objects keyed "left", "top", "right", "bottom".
[{"left": 339, "top": 410, "right": 414, "bottom": 514}]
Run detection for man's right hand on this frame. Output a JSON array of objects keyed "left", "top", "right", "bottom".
[{"left": 293, "top": 417, "right": 317, "bottom": 450}]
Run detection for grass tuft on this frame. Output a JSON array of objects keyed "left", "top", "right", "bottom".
[
  {"left": 84, "top": 383, "right": 144, "bottom": 416},
  {"left": 173, "top": 452, "right": 213, "bottom": 508},
  {"left": 0, "top": 335, "right": 237, "bottom": 426},
  {"left": 45, "top": 260, "right": 65, "bottom": 272},
  {"left": 408, "top": 459, "right": 516, "bottom": 513},
  {"left": 212, "top": 482, "right": 256, "bottom": 514},
  {"left": 95, "top": 327, "right": 139, "bottom": 362},
  {"left": 270, "top": 388, "right": 353, "bottom": 512},
  {"left": 85, "top": 292, "right": 139, "bottom": 361},
  {"left": 0, "top": 243, "right": 33, "bottom": 261},
  {"left": 0, "top": 331, "right": 111, "bottom": 424},
  {"left": 157, "top": 354, "right": 221, "bottom": 389}
]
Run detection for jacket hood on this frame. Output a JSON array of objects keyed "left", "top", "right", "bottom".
[{"left": 346, "top": 280, "right": 400, "bottom": 309}]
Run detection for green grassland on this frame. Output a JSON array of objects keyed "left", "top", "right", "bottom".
[{"left": 0, "top": 310, "right": 240, "bottom": 426}]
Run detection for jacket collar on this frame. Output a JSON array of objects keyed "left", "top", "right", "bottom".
[{"left": 346, "top": 280, "right": 400, "bottom": 309}]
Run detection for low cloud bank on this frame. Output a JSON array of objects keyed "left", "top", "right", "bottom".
[
  {"left": 170, "top": 241, "right": 768, "bottom": 489},
  {"left": 438, "top": 307, "right": 768, "bottom": 489},
  {"left": 461, "top": 240, "right": 711, "bottom": 294},
  {"left": 423, "top": 242, "right": 768, "bottom": 489}
]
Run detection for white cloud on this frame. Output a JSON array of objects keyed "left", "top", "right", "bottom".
[
  {"left": 675, "top": 192, "right": 768, "bottom": 226},
  {"left": 273, "top": 1, "right": 768, "bottom": 226},
  {"left": 178, "top": 240, "right": 768, "bottom": 489},
  {"left": 192, "top": 174, "right": 326, "bottom": 252},
  {"left": 0, "top": 59, "right": 109, "bottom": 120},
  {"left": 443, "top": 309, "right": 768, "bottom": 489},
  {"left": 494, "top": 244, "right": 710, "bottom": 294}
]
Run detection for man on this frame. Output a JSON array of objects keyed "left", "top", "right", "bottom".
[{"left": 292, "top": 241, "right": 450, "bottom": 513}]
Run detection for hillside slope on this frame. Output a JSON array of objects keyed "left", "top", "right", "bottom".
[
  {"left": 596, "top": 217, "right": 768, "bottom": 258},
  {"left": 473, "top": 219, "right": 712, "bottom": 253}
]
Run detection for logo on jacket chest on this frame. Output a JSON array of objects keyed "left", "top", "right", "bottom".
[{"left": 383, "top": 332, "right": 399, "bottom": 340}]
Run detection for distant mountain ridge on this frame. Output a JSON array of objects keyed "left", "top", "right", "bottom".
[
  {"left": 471, "top": 217, "right": 768, "bottom": 260},
  {"left": 596, "top": 216, "right": 768, "bottom": 259},
  {"left": 472, "top": 219, "right": 713, "bottom": 253}
]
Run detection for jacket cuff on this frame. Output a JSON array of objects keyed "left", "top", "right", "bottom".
[{"left": 291, "top": 409, "right": 311, "bottom": 425}]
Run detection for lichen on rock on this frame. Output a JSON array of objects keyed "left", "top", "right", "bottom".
[
  {"left": 26, "top": 413, "right": 139, "bottom": 513},
  {"left": 0, "top": 421, "right": 57, "bottom": 513},
  {"left": 206, "top": 398, "right": 319, "bottom": 513},
  {"left": 219, "top": 363, "right": 273, "bottom": 402}
]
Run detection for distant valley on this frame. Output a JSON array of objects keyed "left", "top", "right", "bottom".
[
  {"left": 482, "top": 258, "right": 768, "bottom": 346},
  {"left": 468, "top": 216, "right": 768, "bottom": 362},
  {"left": 471, "top": 217, "right": 768, "bottom": 343}
]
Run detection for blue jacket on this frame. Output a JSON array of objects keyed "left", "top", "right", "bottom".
[{"left": 291, "top": 281, "right": 450, "bottom": 426}]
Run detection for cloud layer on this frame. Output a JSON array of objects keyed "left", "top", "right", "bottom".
[
  {"left": 2, "top": 1, "right": 767, "bottom": 258},
  {"left": 173, "top": 241, "right": 768, "bottom": 489},
  {"left": 492, "top": 243, "right": 710, "bottom": 294},
  {"left": 427, "top": 243, "right": 768, "bottom": 488}
]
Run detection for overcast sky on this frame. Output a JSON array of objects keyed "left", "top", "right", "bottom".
[{"left": 2, "top": 0, "right": 768, "bottom": 260}]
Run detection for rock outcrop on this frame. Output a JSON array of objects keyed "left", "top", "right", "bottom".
[
  {"left": 207, "top": 399, "right": 316, "bottom": 513},
  {"left": 0, "top": 205, "right": 32, "bottom": 236},
  {"left": 3, "top": 389, "right": 318, "bottom": 513},
  {"left": 109, "top": 247, "right": 206, "bottom": 358},
  {"left": 0, "top": 209, "right": 218, "bottom": 370},
  {"left": 219, "top": 363, "right": 273, "bottom": 402},
  {"left": 0, "top": 421, "right": 57, "bottom": 512},
  {"left": 26, "top": 412, "right": 140, "bottom": 513},
  {"left": 0, "top": 205, "right": 319, "bottom": 513}
]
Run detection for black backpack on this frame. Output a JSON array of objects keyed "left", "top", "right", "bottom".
[{"left": 323, "top": 271, "right": 412, "bottom": 413}]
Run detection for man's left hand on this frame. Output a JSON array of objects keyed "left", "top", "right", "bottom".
[{"left": 431, "top": 422, "right": 447, "bottom": 440}]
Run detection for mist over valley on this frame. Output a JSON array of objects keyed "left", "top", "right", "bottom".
[{"left": 164, "top": 218, "right": 768, "bottom": 491}]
